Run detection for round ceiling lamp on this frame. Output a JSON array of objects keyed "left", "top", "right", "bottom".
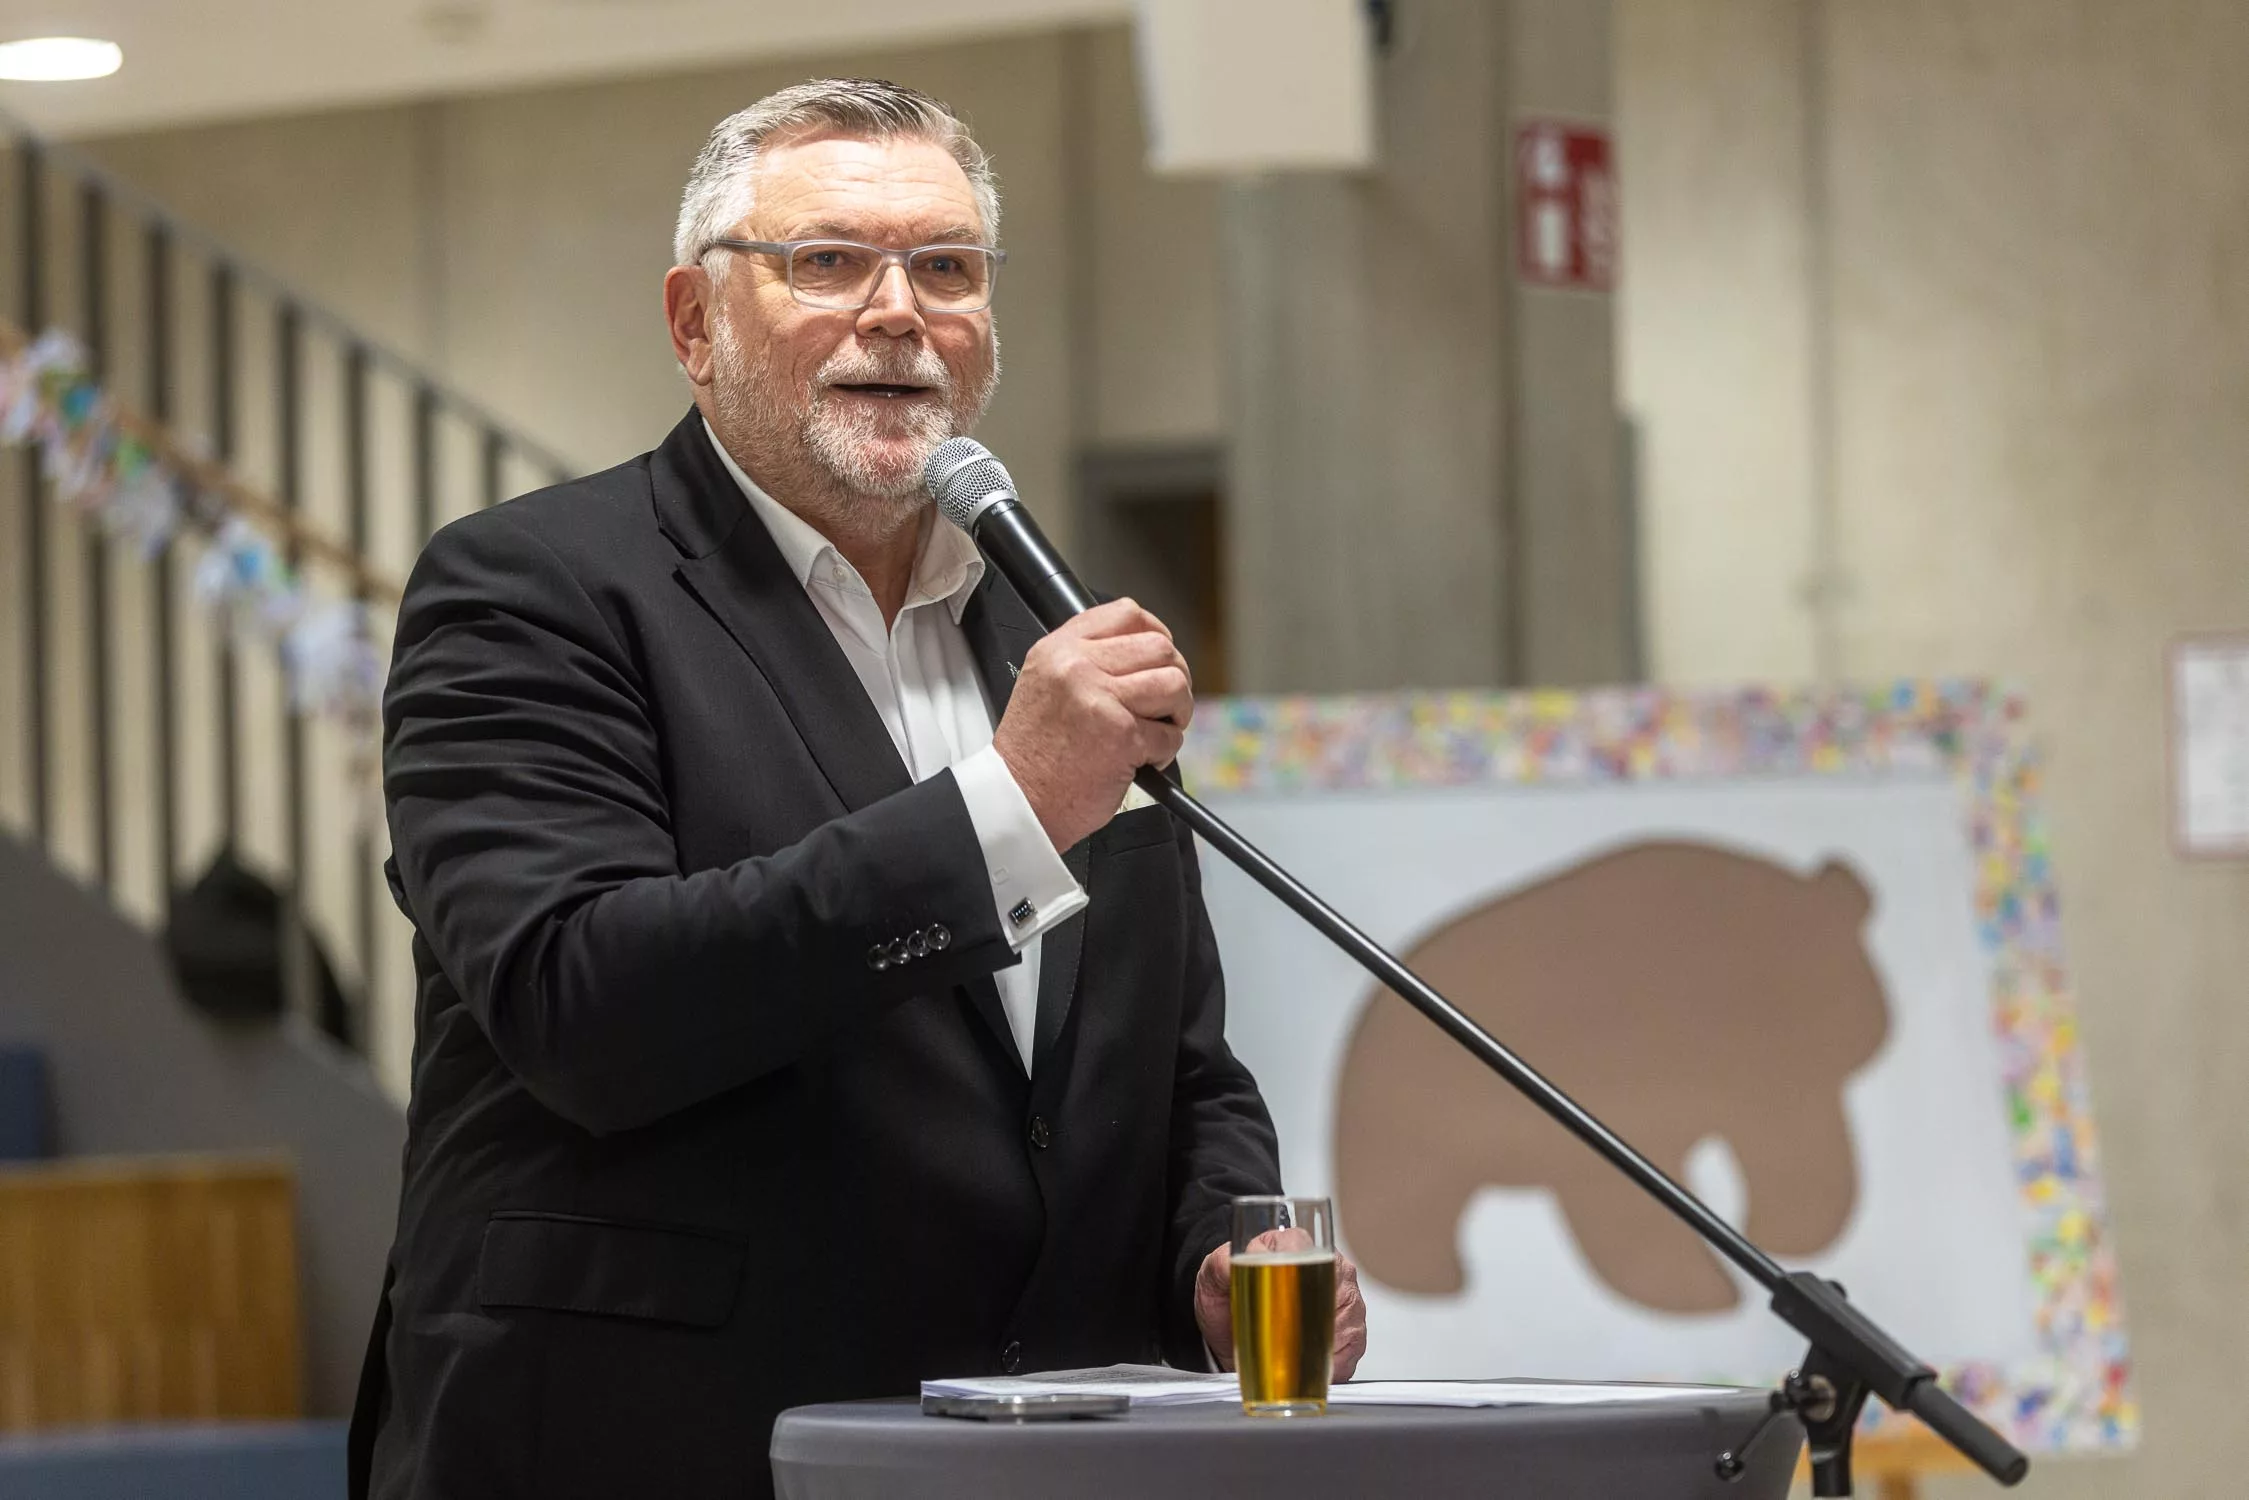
[{"left": 0, "top": 37, "right": 124, "bottom": 82}]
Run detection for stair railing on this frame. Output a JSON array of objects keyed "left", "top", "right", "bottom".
[{"left": 3, "top": 107, "right": 575, "bottom": 1064}]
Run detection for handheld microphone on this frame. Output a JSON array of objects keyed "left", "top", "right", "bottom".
[{"left": 922, "top": 437, "right": 1096, "bottom": 631}]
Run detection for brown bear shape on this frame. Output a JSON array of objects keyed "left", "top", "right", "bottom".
[{"left": 1334, "top": 840, "right": 1890, "bottom": 1314}]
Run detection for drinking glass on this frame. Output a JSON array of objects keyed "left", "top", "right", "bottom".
[{"left": 1229, "top": 1195, "right": 1337, "bottom": 1416}]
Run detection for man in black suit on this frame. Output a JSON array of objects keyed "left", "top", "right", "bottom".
[{"left": 350, "top": 78, "right": 1365, "bottom": 1498}]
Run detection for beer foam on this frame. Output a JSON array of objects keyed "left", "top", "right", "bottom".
[{"left": 1232, "top": 1249, "right": 1336, "bottom": 1266}]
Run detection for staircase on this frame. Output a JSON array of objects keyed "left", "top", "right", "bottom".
[
  {"left": 1, "top": 105, "right": 573, "bottom": 1066},
  {"left": 0, "top": 107, "right": 577, "bottom": 1425}
]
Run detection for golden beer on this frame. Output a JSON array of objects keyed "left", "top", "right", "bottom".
[{"left": 1231, "top": 1250, "right": 1337, "bottom": 1415}]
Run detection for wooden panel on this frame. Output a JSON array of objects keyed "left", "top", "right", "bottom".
[
  {"left": 1797, "top": 1422, "right": 1977, "bottom": 1496},
  {"left": 0, "top": 1154, "right": 300, "bottom": 1430}
]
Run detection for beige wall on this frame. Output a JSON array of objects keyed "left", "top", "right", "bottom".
[
  {"left": 1619, "top": 2, "right": 2249, "bottom": 1495},
  {"left": 1080, "top": 28, "right": 1225, "bottom": 447},
  {"left": 1616, "top": 0, "right": 1823, "bottom": 686}
]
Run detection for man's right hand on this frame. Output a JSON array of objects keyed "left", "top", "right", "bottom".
[{"left": 990, "top": 598, "right": 1193, "bottom": 853}]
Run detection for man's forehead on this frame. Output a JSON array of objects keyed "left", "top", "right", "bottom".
[{"left": 750, "top": 133, "right": 984, "bottom": 243}]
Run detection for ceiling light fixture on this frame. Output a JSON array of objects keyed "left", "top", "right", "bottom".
[{"left": 0, "top": 37, "right": 124, "bottom": 82}]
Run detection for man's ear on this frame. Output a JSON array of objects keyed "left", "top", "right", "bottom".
[{"left": 663, "top": 264, "right": 717, "bottom": 386}]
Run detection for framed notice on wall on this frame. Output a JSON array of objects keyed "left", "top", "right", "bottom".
[
  {"left": 1178, "top": 683, "right": 2136, "bottom": 1459},
  {"left": 2171, "top": 634, "right": 2249, "bottom": 857}
]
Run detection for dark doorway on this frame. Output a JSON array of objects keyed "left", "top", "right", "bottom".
[{"left": 1073, "top": 446, "right": 1230, "bottom": 695}]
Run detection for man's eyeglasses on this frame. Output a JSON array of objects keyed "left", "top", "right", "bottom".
[{"left": 699, "top": 238, "right": 1005, "bottom": 314}]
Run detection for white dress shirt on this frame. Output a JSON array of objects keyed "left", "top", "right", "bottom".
[{"left": 707, "top": 425, "right": 1087, "bottom": 1072}]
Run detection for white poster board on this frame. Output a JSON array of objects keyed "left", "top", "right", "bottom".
[{"left": 1179, "top": 684, "right": 2135, "bottom": 1457}]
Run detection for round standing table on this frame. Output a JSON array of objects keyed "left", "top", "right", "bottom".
[{"left": 771, "top": 1387, "right": 1803, "bottom": 1499}]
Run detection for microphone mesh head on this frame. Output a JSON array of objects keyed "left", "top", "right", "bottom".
[{"left": 923, "top": 436, "right": 1016, "bottom": 528}]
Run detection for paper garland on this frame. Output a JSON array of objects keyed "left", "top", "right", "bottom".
[{"left": 0, "top": 327, "right": 384, "bottom": 730}]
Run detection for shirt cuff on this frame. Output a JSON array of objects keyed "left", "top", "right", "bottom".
[{"left": 953, "top": 745, "right": 1089, "bottom": 950}]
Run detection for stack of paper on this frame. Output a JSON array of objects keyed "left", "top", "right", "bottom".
[
  {"left": 1325, "top": 1380, "right": 1723, "bottom": 1409},
  {"left": 922, "top": 1365, "right": 1238, "bottom": 1408},
  {"left": 922, "top": 1367, "right": 1732, "bottom": 1410}
]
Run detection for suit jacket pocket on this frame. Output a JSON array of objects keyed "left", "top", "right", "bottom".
[
  {"left": 1098, "top": 803, "right": 1175, "bottom": 854},
  {"left": 477, "top": 1212, "right": 745, "bottom": 1329}
]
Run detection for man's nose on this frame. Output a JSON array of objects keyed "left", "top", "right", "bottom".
[{"left": 856, "top": 262, "right": 925, "bottom": 338}]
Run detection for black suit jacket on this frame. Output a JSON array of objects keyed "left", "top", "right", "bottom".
[{"left": 349, "top": 412, "right": 1280, "bottom": 1499}]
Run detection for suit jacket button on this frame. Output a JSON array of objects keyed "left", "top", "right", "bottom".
[
  {"left": 888, "top": 937, "right": 913, "bottom": 966},
  {"left": 1028, "top": 1115, "right": 1052, "bottom": 1150},
  {"left": 866, "top": 944, "right": 891, "bottom": 972},
  {"left": 1001, "top": 1341, "right": 1022, "bottom": 1374},
  {"left": 910, "top": 929, "right": 931, "bottom": 958},
  {"left": 928, "top": 923, "right": 951, "bottom": 951}
]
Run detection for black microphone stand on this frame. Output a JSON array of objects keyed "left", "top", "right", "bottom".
[
  {"left": 952, "top": 484, "right": 2029, "bottom": 1492},
  {"left": 1128, "top": 764, "right": 2027, "bottom": 1493}
]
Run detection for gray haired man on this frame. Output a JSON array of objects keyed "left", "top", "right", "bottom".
[{"left": 350, "top": 77, "right": 1360, "bottom": 1499}]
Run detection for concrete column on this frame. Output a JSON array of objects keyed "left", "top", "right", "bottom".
[
  {"left": 1508, "top": 0, "right": 1635, "bottom": 686},
  {"left": 1219, "top": 1, "right": 1511, "bottom": 694},
  {"left": 1219, "top": 0, "right": 1631, "bottom": 693}
]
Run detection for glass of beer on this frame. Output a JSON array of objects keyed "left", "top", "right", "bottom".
[{"left": 1229, "top": 1195, "right": 1337, "bottom": 1417}]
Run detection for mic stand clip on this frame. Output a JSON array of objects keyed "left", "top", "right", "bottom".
[{"left": 1715, "top": 1348, "right": 1865, "bottom": 1495}]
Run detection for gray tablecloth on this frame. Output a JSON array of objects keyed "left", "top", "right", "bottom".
[{"left": 771, "top": 1389, "right": 1802, "bottom": 1499}]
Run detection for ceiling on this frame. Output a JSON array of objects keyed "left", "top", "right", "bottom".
[{"left": 0, "top": 0, "right": 1131, "bottom": 137}]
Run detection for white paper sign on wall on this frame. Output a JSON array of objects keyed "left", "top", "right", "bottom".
[{"left": 2172, "top": 634, "right": 2249, "bottom": 857}]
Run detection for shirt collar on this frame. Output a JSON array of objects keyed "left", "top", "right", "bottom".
[{"left": 703, "top": 419, "right": 984, "bottom": 624}]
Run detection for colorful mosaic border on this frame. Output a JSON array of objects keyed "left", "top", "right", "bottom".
[{"left": 1178, "top": 681, "right": 2137, "bottom": 1456}]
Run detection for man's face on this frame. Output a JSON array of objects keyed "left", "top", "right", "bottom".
[{"left": 701, "top": 133, "right": 998, "bottom": 515}]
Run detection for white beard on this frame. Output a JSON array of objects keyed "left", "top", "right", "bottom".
[{"left": 711, "top": 317, "right": 1000, "bottom": 539}]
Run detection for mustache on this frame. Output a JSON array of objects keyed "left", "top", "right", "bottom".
[{"left": 814, "top": 344, "right": 954, "bottom": 395}]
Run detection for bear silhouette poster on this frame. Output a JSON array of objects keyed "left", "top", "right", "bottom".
[
  {"left": 1182, "top": 681, "right": 2131, "bottom": 1465},
  {"left": 1335, "top": 840, "right": 1891, "bottom": 1315}
]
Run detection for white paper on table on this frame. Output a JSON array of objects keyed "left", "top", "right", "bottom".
[
  {"left": 920, "top": 1367, "right": 1736, "bottom": 1411},
  {"left": 1326, "top": 1380, "right": 1732, "bottom": 1408},
  {"left": 921, "top": 1364, "right": 1239, "bottom": 1408}
]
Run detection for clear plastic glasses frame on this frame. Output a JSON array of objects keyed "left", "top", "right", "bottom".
[{"left": 699, "top": 237, "right": 1005, "bottom": 313}]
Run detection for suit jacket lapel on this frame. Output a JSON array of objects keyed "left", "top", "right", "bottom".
[
  {"left": 957, "top": 571, "right": 1039, "bottom": 724},
  {"left": 960, "top": 575, "right": 1089, "bottom": 1080},
  {"left": 654, "top": 413, "right": 911, "bottom": 815}
]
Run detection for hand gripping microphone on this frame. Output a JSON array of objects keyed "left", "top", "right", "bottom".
[
  {"left": 919, "top": 435, "right": 2026, "bottom": 1496},
  {"left": 923, "top": 437, "right": 1097, "bottom": 631}
]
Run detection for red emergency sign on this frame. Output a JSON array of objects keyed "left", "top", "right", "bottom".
[{"left": 1515, "top": 121, "right": 1616, "bottom": 292}]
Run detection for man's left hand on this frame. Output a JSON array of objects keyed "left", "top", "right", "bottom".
[{"left": 1192, "top": 1240, "right": 1367, "bottom": 1381}]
